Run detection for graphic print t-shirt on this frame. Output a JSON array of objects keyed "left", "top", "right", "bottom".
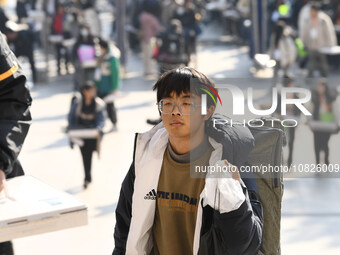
[
  {"left": 78, "top": 99, "right": 96, "bottom": 127},
  {"left": 151, "top": 141, "right": 213, "bottom": 255}
]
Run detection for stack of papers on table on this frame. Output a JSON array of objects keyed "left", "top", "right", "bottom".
[{"left": 0, "top": 176, "right": 87, "bottom": 242}]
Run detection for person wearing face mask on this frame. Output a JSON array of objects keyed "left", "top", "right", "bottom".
[
  {"left": 72, "top": 24, "right": 97, "bottom": 91},
  {"left": 300, "top": 2, "right": 337, "bottom": 78}
]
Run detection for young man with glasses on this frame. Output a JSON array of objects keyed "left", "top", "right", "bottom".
[{"left": 112, "top": 67, "right": 263, "bottom": 255}]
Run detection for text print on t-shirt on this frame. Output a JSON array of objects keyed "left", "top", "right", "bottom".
[{"left": 157, "top": 190, "right": 199, "bottom": 213}]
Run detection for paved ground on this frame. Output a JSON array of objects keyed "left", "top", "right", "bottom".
[{"left": 4, "top": 17, "right": 340, "bottom": 255}]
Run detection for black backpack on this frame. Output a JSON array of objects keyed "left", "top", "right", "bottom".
[
  {"left": 156, "top": 32, "right": 187, "bottom": 64},
  {"left": 208, "top": 115, "right": 285, "bottom": 255}
]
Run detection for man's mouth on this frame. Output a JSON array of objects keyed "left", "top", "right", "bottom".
[{"left": 170, "top": 121, "right": 184, "bottom": 126}]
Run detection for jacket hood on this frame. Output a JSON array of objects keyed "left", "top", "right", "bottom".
[
  {"left": 139, "top": 115, "right": 254, "bottom": 168},
  {"left": 104, "top": 44, "right": 121, "bottom": 59},
  {"left": 206, "top": 115, "right": 255, "bottom": 168}
]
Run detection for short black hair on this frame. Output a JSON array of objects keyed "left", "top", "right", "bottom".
[
  {"left": 152, "top": 67, "right": 217, "bottom": 107},
  {"left": 310, "top": 1, "right": 321, "bottom": 11},
  {"left": 98, "top": 38, "right": 109, "bottom": 50},
  {"left": 81, "top": 80, "right": 96, "bottom": 92}
]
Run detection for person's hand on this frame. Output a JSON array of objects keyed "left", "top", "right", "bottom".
[
  {"left": 202, "top": 160, "right": 245, "bottom": 213},
  {"left": 0, "top": 169, "right": 7, "bottom": 193},
  {"left": 2, "top": 33, "right": 8, "bottom": 42}
]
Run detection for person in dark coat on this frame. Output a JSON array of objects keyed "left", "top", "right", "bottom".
[
  {"left": 68, "top": 82, "right": 106, "bottom": 189},
  {"left": 52, "top": 4, "right": 72, "bottom": 75},
  {"left": 0, "top": 7, "right": 37, "bottom": 83},
  {"left": 311, "top": 79, "right": 336, "bottom": 165},
  {"left": 72, "top": 23, "right": 97, "bottom": 91},
  {"left": 275, "top": 76, "right": 301, "bottom": 166},
  {"left": 112, "top": 67, "right": 262, "bottom": 255},
  {"left": 0, "top": 31, "right": 32, "bottom": 255}
]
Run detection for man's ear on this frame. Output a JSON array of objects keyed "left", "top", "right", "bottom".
[{"left": 203, "top": 105, "right": 215, "bottom": 121}]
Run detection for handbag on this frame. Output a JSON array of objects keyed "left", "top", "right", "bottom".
[
  {"left": 77, "top": 45, "right": 96, "bottom": 63},
  {"left": 309, "top": 120, "right": 339, "bottom": 134},
  {"left": 309, "top": 111, "right": 339, "bottom": 134},
  {"left": 198, "top": 188, "right": 229, "bottom": 255}
]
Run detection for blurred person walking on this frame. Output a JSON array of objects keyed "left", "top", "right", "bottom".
[
  {"left": 0, "top": 31, "right": 32, "bottom": 255},
  {"left": 52, "top": 4, "right": 73, "bottom": 75},
  {"left": 0, "top": 7, "right": 37, "bottom": 83},
  {"left": 139, "top": 0, "right": 163, "bottom": 76},
  {"left": 300, "top": 2, "right": 337, "bottom": 78},
  {"left": 95, "top": 38, "right": 121, "bottom": 130},
  {"left": 77, "top": 0, "right": 101, "bottom": 37},
  {"left": 72, "top": 23, "right": 97, "bottom": 91},
  {"left": 153, "top": 19, "right": 188, "bottom": 74},
  {"left": 275, "top": 76, "right": 300, "bottom": 166},
  {"left": 269, "top": 21, "right": 297, "bottom": 86},
  {"left": 311, "top": 80, "right": 337, "bottom": 166},
  {"left": 173, "top": 0, "right": 199, "bottom": 64},
  {"left": 67, "top": 82, "right": 105, "bottom": 189}
]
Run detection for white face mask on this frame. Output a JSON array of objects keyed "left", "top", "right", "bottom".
[
  {"left": 80, "top": 29, "right": 89, "bottom": 37},
  {"left": 177, "top": 7, "right": 185, "bottom": 15}
]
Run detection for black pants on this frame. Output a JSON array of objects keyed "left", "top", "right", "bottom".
[
  {"left": 287, "top": 127, "right": 296, "bottom": 166},
  {"left": 99, "top": 93, "right": 117, "bottom": 125},
  {"left": 80, "top": 139, "right": 97, "bottom": 182},
  {"left": 56, "top": 43, "right": 70, "bottom": 74},
  {"left": 106, "top": 102, "right": 117, "bottom": 125},
  {"left": 13, "top": 31, "right": 37, "bottom": 83},
  {"left": 0, "top": 241, "right": 14, "bottom": 255},
  {"left": 308, "top": 50, "right": 328, "bottom": 78},
  {"left": 313, "top": 132, "right": 331, "bottom": 165}
]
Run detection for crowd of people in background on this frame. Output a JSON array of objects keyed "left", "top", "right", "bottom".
[
  {"left": 1, "top": 0, "right": 340, "bottom": 79},
  {"left": 127, "top": 0, "right": 205, "bottom": 76},
  {"left": 266, "top": 0, "right": 339, "bottom": 169},
  {"left": 126, "top": 0, "right": 340, "bottom": 168},
  {"left": 1, "top": 0, "right": 340, "bottom": 179},
  {"left": 1, "top": 0, "right": 123, "bottom": 189}
]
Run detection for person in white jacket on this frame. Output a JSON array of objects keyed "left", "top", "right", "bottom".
[
  {"left": 270, "top": 21, "right": 297, "bottom": 86},
  {"left": 112, "top": 67, "right": 263, "bottom": 255},
  {"left": 300, "top": 2, "right": 337, "bottom": 78}
]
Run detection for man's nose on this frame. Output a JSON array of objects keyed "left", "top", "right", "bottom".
[{"left": 172, "top": 104, "right": 182, "bottom": 116}]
